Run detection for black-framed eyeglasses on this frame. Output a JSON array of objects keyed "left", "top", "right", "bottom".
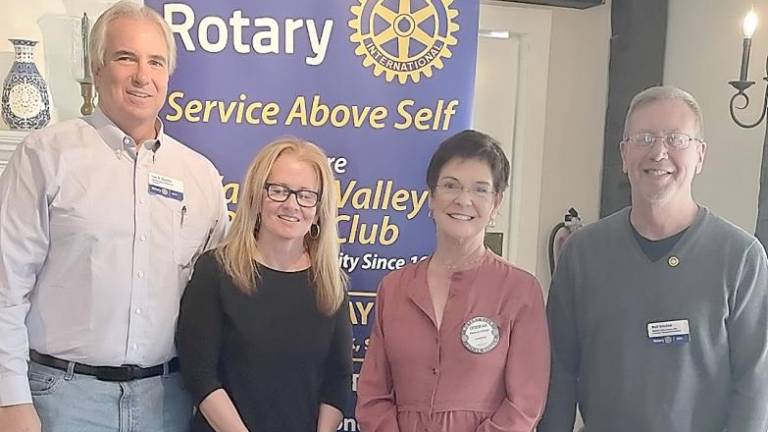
[
  {"left": 622, "top": 132, "right": 704, "bottom": 150},
  {"left": 264, "top": 183, "right": 320, "bottom": 208}
]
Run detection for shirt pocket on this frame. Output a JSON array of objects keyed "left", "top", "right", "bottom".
[{"left": 172, "top": 206, "right": 212, "bottom": 270}]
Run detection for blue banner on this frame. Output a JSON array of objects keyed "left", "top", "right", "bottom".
[{"left": 146, "top": 0, "right": 478, "bottom": 428}]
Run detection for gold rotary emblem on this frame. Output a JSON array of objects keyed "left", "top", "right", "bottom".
[{"left": 349, "top": 0, "right": 459, "bottom": 84}]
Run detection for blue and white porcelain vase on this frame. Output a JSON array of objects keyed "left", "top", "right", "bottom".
[{"left": 1, "top": 39, "right": 51, "bottom": 129}]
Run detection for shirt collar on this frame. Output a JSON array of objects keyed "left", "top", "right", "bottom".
[
  {"left": 405, "top": 252, "right": 489, "bottom": 306},
  {"left": 86, "top": 108, "right": 163, "bottom": 158}
]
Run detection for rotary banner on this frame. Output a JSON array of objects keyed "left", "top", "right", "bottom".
[{"left": 146, "top": 0, "right": 479, "bottom": 428}]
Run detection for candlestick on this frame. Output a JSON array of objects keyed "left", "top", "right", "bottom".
[
  {"left": 81, "top": 13, "right": 91, "bottom": 81},
  {"left": 740, "top": 38, "right": 753, "bottom": 81},
  {"left": 78, "top": 80, "right": 95, "bottom": 116}
]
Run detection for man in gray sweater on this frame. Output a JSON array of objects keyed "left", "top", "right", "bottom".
[{"left": 539, "top": 86, "right": 768, "bottom": 432}]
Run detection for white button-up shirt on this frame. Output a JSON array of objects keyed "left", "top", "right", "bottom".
[{"left": 0, "top": 109, "right": 229, "bottom": 405}]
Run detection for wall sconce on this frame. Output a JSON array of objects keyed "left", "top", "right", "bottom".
[{"left": 728, "top": 8, "right": 768, "bottom": 247}]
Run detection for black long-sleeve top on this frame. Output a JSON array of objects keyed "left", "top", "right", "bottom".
[{"left": 176, "top": 251, "right": 352, "bottom": 431}]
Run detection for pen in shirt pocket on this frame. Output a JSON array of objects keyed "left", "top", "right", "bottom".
[
  {"left": 203, "top": 221, "right": 217, "bottom": 251},
  {"left": 180, "top": 205, "right": 187, "bottom": 228}
]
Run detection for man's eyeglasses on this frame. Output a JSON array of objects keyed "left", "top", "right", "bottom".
[
  {"left": 622, "top": 132, "right": 704, "bottom": 151},
  {"left": 264, "top": 183, "right": 320, "bottom": 208},
  {"left": 435, "top": 179, "right": 494, "bottom": 201}
]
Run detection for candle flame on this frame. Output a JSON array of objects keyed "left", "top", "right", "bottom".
[{"left": 744, "top": 9, "right": 758, "bottom": 38}]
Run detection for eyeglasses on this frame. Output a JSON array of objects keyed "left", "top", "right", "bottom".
[
  {"left": 435, "top": 179, "right": 494, "bottom": 201},
  {"left": 264, "top": 183, "right": 320, "bottom": 208},
  {"left": 623, "top": 132, "right": 703, "bottom": 150}
]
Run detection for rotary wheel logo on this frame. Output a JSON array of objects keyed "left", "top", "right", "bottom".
[{"left": 349, "top": 0, "right": 459, "bottom": 84}]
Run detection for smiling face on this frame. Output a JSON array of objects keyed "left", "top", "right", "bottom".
[
  {"left": 620, "top": 99, "right": 706, "bottom": 207},
  {"left": 93, "top": 17, "right": 169, "bottom": 140},
  {"left": 258, "top": 153, "right": 320, "bottom": 247},
  {"left": 429, "top": 157, "right": 500, "bottom": 244}
]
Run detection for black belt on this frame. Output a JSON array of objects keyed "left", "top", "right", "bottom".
[{"left": 30, "top": 350, "right": 179, "bottom": 382}]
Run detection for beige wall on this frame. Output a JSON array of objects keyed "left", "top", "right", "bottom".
[
  {"left": 0, "top": 0, "right": 65, "bottom": 74},
  {"left": 665, "top": 0, "right": 763, "bottom": 233},
  {"left": 0, "top": 0, "right": 127, "bottom": 126},
  {"left": 0, "top": 0, "right": 63, "bottom": 127},
  {"left": 1, "top": 0, "right": 613, "bottom": 287},
  {"left": 532, "top": 0, "right": 765, "bottom": 287},
  {"left": 535, "top": 2, "right": 611, "bottom": 287},
  {"left": 6, "top": 2, "right": 758, "bottom": 285}
]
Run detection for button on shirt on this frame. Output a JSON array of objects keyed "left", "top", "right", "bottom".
[
  {"left": 356, "top": 253, "right": 550, "bottom": 432},
  {"left": 0, "top": 109, "right": 229, "bottom": 405}
]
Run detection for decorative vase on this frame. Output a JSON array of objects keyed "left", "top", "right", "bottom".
[{"left": 1, "top": 39, "right": 51, "bottom": 130}]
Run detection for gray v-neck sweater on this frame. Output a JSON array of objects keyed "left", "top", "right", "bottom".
[{"left": 539, "top": 206, "right": 768, "bottom": 432}]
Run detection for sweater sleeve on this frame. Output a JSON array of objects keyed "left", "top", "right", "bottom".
[
  {"left": 355, "top": 277, "right": 401, "bottom": 432},
  {"left": 475, "top": 275, "right": 551, "bottom": 432},
  {"left": 175, "top": 251, "right": 225, "bottom": 405},
  {"left": 537, "top": 245, "right": 580, "bottom": 432},
  {"left": 319, "top": 293, "right": 353, "bottom": 411},
  {"left": 725, "top": 239, "right": 768, "bottom": 432}
]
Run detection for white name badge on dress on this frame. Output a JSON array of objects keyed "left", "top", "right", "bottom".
[
  {"left": 647, "top": 319, "right": 690, "bottom": 345},
  {"left": 148, "top": 173, "right": 184, "bottom": 201},
  {"left": 461, "top": 316, "right": 500, "bottom": 353}
]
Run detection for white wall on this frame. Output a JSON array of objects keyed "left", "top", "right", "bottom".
[{"left": 666, "top": 0, "right": 763, "bottom": 233}]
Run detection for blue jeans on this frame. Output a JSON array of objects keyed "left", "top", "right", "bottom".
[{"left": 29, "top": 361, "right": 192, "bottom": 432}]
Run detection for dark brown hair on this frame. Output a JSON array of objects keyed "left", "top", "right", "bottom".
[{"left": 426, "top": 129, "right": 510, "bottom": 194}]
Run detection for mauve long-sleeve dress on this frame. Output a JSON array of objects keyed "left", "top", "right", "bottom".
[{"left": 356, "top": 251, "right": 550, "bottom": 432}]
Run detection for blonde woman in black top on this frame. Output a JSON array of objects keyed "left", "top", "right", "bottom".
[{"left": 176, "top": 137, "right": 351, "bottom": 432}]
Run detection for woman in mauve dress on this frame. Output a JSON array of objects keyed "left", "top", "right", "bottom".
[{"left": 356, "top": 130, "right": 550, "bottom": 432}]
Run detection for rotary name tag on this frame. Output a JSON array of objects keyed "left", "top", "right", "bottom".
[
  {"left": 647, "top": 319, "right": 690, "bottom": 345},
  {"left": 148, "top": 173, "right": 184, "bottom": 201},
  {"left": 461, "top": 317, "right": 500, "bottom": 354}
]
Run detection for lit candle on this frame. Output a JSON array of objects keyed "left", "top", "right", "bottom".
[
  {"left": 740, "top": 9, "right": 758, "bottom": 81},
  {"left": 81, "top": 12, "right": 91, "bottom": 81}
]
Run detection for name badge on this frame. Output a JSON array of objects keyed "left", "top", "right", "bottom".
[
  {"left": 647, "top": 319, "right": 690, "bottom": 345},
  {"left": 461, "top": 317, "right": 500, "bottom": 354},
  {"left": 148, "top": 173, "right": 184, "bottom": 201}
]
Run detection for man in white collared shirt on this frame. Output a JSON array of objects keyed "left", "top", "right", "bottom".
[{"left": 0, "top": 2, "right": 228, "bottom": 431}]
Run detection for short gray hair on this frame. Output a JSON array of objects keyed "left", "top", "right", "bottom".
[
  {"left": 623, "top": 86, "right": 703, "bottom": 139},
  {"left": 89, "top": 1, "right": 177, "bottom": 75}
]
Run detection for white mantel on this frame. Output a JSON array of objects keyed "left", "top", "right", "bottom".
[{"left": 0, "top": 129, "right": 27, "bottom": 175}]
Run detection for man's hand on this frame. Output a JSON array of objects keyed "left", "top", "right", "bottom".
[{"left": 0, "top": 404, "right": 41, "bottom": 432}]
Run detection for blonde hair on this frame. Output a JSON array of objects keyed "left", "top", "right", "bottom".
[
  {"left": 89, "top": 1, "right": 177, "bottom": 75},
  {"left": 216, "top": 137, "right": 347, "bottom": 315}
]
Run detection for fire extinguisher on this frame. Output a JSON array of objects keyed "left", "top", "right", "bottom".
[{"left": 548, "top": 208, "right": 582, "bottom": 276}]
